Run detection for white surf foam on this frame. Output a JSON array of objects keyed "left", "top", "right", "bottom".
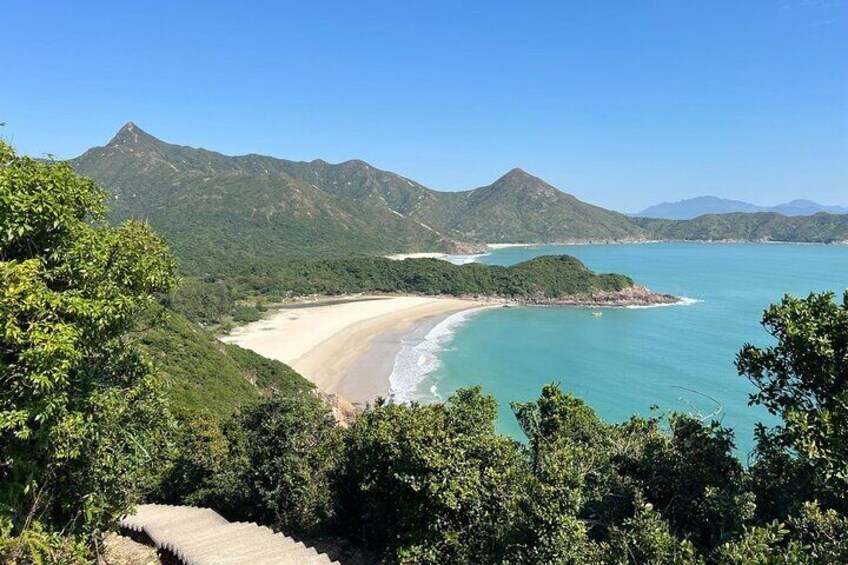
[
  {"left": 444, "top": 252, "right": 488, "bottom": 264},
  {"left": 389, "top": 309, "right": 481, "bottom": 403},
  {"left": 624, "top": 296, "right": 701, "bottom": 309}
]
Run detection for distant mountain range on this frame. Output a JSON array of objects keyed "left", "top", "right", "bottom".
[
  {"left": 635, "top": 196, "right": 848, "bottom": 220},
  {"left": 69, "top": 124, "right": 848, "bottom": 275}
]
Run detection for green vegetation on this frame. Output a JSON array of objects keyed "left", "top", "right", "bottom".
[
  {"left": 156, "top": 292, "right": 847, "bottom": 563},
  {"left": 70, "top": 124, "right": 471, "bottom": 275},
  {"left": 69, "top": 125, "right": 647, "bottom": 275},
  {"left": 5, "top": 131, "right": 848, "bottom": 563},
  {"left": 158, "top": 394, "right": 343, "bottom": 535},
  {"left": 136, "top": 308, "right": 312, "bottom": 418},
  {"left": 158, "top": 290, "right": 848, "bottom": 564},
  {"left": 634, "top": 212, "right": 848, "bottom": 243},
  {"left": 266, "top": 255, "right": 631, "bottom": 298},
  {"left": 0, "top": 137, "right": 313, "bottom": 561},
  {"left": 70, "top": 125, "right": 848, "bottom": 282},
  {"left": 166, "top": 255, "right": 634, "bottom": 327},
  {"left": 0, "top": 140, "right": 178, "bottom": 561}
]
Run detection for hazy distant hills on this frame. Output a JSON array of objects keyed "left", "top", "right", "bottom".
[
  {"left": 70, "top": 123, "right": 645, "bottom": 273},
  {"left": 635, "top": 195, "right": 848, "bottom": 220}
]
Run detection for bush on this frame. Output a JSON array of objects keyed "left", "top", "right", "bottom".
[
  {"left": 0, "top": 141, "right": 178, "bottom": 543},
  {"left": 162, "top": 395, "right": 344, "bottom": 535},
  {"left": 338, "top": 387, "right": 531, "bottom": 564}
]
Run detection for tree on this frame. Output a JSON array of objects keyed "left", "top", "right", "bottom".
[
  {"left": 338, "top": 387, "right": 530, "bottom": 564},
  {"left": 215, "top": 394, "right": 343, "bottom": 534},
  {"left": 737, "top": 291, "right": 848, "bottom": 516},
  {"left": 511, "top": 385, "right": 606, "bottom": 564},
  {"left": 0, "top": 140, "right": 178, "bottom": 553}
]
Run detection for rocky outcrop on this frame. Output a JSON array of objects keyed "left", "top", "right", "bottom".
[
  {"left": 459, "top": 285, "right": 682, "bottom": 308},
  {"left": 524, "top": 285, "right": 682, "bottom": 307},
  {"left": 317, "top": 391, "right": 359, "bottom": 427}
]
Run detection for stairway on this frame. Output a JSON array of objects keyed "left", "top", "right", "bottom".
[{"left": 120, "top": 504, "right": 340, "bottom": 565}]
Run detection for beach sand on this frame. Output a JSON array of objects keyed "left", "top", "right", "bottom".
[
  {"left": 221, "top": 296, "right": 485, "bottom": 403},
  {"left": 384, "top": 252, "right": 449, "bottom": 260}
]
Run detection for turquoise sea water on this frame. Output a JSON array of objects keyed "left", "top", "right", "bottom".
[{"left": 397, "top": 243, "right": 848, "bottom": 456}]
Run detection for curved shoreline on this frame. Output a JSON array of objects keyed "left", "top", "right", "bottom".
[
  {"left": 219, "top": 286, "right": 682, "bottom": 404},
  {"left": 220, "top": 296, "right": 489, "bottom": 403}
]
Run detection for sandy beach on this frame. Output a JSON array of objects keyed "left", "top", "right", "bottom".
[
  {"left": 221, "top": 296, "right": 485, "bottom": 404},
  {"left": 384, "top": 252, "right": 449, "bottom": 260}
]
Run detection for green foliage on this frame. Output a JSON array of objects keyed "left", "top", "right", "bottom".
[
  {"left": 166, "top": 277, "right": 234, "bottom": 326},
  {"left": 159, "top": 379, "right": 848, "bottom": 564},
  {"left": 0, "top": 142, "right": 178, "bottom": 540},
  {"left": 0, "top": 518, "right": 90, "bottom": 564},
  {"left": 737, "top": 291, "right": 848, "bottom": 516},
  {"left": 338, "top": 388, "right": 530, "bottom": 564},
  {"left": 154, "top": 413, "right": 234, "bottom": 508},
  {"left": 229, "top": 395, "right": 343, "bottom": 533},
  {"left": 605, "top": 504, "right": 702, "bottom": 565},
  {"left": 715, "top": 502, "right": 848, "bottom": 564},
  {"left": 511, "top": 387, "right": 605, "bottom": 564},
  {"left": 785, "top": 501, "right": 848, "bottom": 563},
  {"left": 614, "top": 415, "right": 753, "bottom": 551},
  {"left": 136, "top": 308, "right": 313, "bottom": 418},
  {"left": 232, "top": 304, "right": 262, "bottom": 324},
  {"left": 264, "top": 255, "right": 632, "bottom": 300},
  {"left": 166, "top": 255, "right": 634, "bottom": 327},
  {"left": 162, "top": 395, "right": 343, "bottom": 535}
]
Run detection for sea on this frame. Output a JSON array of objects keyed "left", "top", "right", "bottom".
[{"left": 388, "top": 242, "right": 848, "bottom": 456}]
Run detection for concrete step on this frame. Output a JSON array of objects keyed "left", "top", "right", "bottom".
[{"left": 120, "top": 504, "right": 340, "bottom": 564}]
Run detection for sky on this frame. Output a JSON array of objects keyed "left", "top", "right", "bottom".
[{"left": 2, "top": 1, "right": 846, "bottom": 212}]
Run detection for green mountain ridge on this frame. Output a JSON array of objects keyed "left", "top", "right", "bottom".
[
  {"left": 70, "top": 124, "right": 647, "bottom": 274},
  {"left": 70, "top": 123, "right": 848, "bottom": 278}
]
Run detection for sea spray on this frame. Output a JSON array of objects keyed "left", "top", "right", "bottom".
[{"left": 389, "top": 309, "right": 482, "bottom": 403}]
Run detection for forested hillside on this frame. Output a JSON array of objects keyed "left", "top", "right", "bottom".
[
  {"left": 69, "top": 124, "right": 646, "bottom": 275},
  {"left": 70, "top": 124, "right": 476, "bottom": 274},
  {"left": 137, "top": 308, "right": 312, "bottom": 417},
  {"left": 70, "top": 124, "right": 847, "bottom": 280},
  {"left": 165, "top": 255, "right": 650, "bottom": 327}
]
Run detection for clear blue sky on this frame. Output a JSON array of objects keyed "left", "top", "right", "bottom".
[{"left": 2, "top": 1, "right": 846, "bottom": 211}]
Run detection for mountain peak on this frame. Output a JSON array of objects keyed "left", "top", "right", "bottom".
[
  {"left": 501, "top": 167, "right": 533, "bottom": 181},
  {"left": 489, "top": 167, "right": 559, "bottom": 197},
  {"left": 107, "top": 121, "right": 161, "bottom": 147}
]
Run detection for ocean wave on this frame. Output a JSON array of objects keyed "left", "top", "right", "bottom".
[
  {"left": 444, "top": 252, "right": 488, "bottom": 265},
  {"left": 624, "top": 296, "right": 701, "bottom": 309},
  {"left": 389, "top": 309, "right": 481, "bottom": 403}
]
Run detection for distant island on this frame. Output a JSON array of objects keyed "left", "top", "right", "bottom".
[{"left": 634, "top": 195, "right": 848, "bottom": 220}]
